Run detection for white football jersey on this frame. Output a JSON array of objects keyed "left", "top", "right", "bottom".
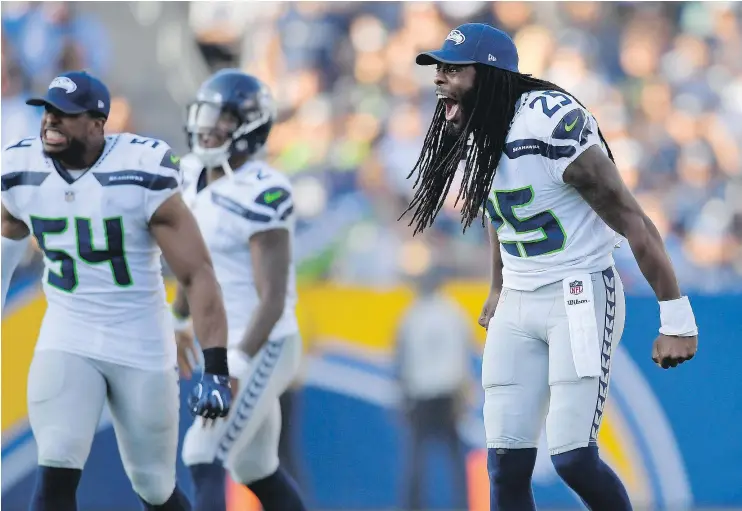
[
  {"left": 486, "top": 90, "right": 621, "bottom": 291},
  {"left": 181, "top": 156, "right": 298, "bottom": 348},
  {"left": 1, "top": 134, "right": 182, "bottom": 369}
]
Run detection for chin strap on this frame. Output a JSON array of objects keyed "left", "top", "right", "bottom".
[{"left": 220, "top": 159, "right": 234, "bottom": 177}]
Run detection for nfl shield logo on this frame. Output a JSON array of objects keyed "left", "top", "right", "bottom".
[
  {"left": 65, "top": 190, "right": 75, "bottom": 202},
  {"left": 569, "top": 280, "right": 583, "bottom": 295}
]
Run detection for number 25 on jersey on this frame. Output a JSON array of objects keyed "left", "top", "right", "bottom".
[
  {"left": 31, "top": 216, "right": 132, "bottom": 292},
  {"left": 486, "top": 186, "right": 566, "bottom": 258}
]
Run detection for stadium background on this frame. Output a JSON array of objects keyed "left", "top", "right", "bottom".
[{"left": 1, "top": 1, "right": 741, "bottom": 510}]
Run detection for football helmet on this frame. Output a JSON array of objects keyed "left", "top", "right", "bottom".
[{"left": 186, "top": 69, "right": 275, "bottom": 174}]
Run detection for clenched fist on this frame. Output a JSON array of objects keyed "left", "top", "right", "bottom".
[
  {"left": 652, "top": 334, "right": 698, "bottom": 369},
  {"left": 478, "top": 290, "right": 501, "bottom": 330}
]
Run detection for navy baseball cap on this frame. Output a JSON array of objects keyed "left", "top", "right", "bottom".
[
  {"left": 416, "top": 23, "right": 519, "bottom": 73},
  {"left": 27, "top": 71, "right": 111, "bottom": 119}
]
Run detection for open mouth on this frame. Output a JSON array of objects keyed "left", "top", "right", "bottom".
[
  {"left": 43, "top": 128, "right": 67, "bottom": 146},
  {"left": 437, "top": 93, "right": 460, "bottom": 122}
]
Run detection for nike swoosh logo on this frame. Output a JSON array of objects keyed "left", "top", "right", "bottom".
[
  {"left": 565, "top": 117, "right": 579, "bottom": 132},
  {"left": 264, "top": 191, "right": 283, "bottom": 203},
  {"left": 170, "top": 154, "right": 180, "bottom": 165}
]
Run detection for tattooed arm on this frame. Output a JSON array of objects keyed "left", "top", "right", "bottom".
[{"left": 562, "top": 145, "right": 681, "bottom": 301}]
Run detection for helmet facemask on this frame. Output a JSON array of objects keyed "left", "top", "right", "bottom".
[{"left": 186, "top": 101, "right": 272, "bottom": 176}]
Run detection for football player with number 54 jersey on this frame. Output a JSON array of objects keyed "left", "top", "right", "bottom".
[
  {"left": 403, "top": 24, "right": 699, "bottom": 511},
  {"left": 171, "top": 69, "right": 307, "bottom": 511},
  {"left": 1, "top": 71, "right": 232, "bottom": 511}
]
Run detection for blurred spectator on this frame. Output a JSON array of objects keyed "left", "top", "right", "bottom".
[
  {"left": 2, "top": 2, "right": 110, "bottom": 93},
  {"left": 105, "top": 97, "right": 134, "bottom": 134},
  {"left": 2, "top": 2, "right": 112, "bottom": 145},
  {"left": 395, "top": 270, "right": 473, "bottom": 511},
  {"left": 1, "top": 36, "right": 41, "bottom": 146}
]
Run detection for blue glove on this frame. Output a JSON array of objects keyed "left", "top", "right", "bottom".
[
  {"left": 189, "top": 373, "right": 232, "bottom": 419},
  {"left": 188, "top": 348, "right": 232, "bottom": 419}
]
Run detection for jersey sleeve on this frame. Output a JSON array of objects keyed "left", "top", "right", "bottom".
[
  {"left": 140, "top": 142, "right": 184, "bottom": 221},
  {"left": 545, "top": 105, "right": 604, "bottom": 183},
  {"left": 1, "top": 150, "right": 20, "bottom": 220},
  {"left": 231, "top": 180, "right": 295, "bottom": 240},
  {"left": 1, "top": 138, "right": 36, "bottom": 220}
]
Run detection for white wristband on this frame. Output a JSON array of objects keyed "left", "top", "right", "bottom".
[
  {"left": 170, "top": 306, "right": 191, "bottom": 333},
  {"left": 659, "top": 296, "right": 698, "bottom": 337}
]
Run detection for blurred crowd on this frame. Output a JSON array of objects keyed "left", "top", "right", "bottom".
[
  {"left": 2, "top": 2, "right": 741, "bottom": 295},
  {"left": 189, "top": 1, "right": 742, "bottom": 294}
]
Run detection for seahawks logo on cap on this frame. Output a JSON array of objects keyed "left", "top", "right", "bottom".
[
  {"left": 49, "top": 76, "right": 77, "bottom": 94},
  {"left": 446, "top": 29, "right": 466, "bottom": 45}
]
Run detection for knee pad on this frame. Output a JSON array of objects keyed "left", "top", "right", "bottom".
[
  {"left": 36, "top": 429, "right": 91, "bottom": 469},
  {"left": 551, "top": 445, "right": 599, "bottom": 483},
  {"left": 129, "top": 468, "right": 176, "bottom": 506},
  {"left": 487, "top": 448, "right": 537, "bottom": 487}
]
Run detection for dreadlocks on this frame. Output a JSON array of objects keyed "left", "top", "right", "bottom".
[{"left": 401, "top": 64, "right": 615, "bottom": 235}]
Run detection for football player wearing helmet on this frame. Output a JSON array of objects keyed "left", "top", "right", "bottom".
[{"left": 172, "top": 69, "right": 306, "bottom": 511}]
